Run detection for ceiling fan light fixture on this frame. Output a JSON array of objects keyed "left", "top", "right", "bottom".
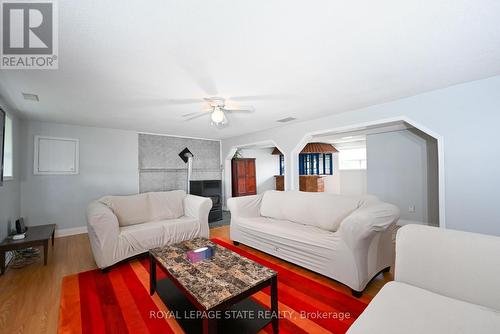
[{"left": 211, "top": 107, "right": 226, "bottom": 124}]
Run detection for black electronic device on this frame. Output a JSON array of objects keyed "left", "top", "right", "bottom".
[{"left": 15, "top": 218, "right": 27, "bottom": 234}]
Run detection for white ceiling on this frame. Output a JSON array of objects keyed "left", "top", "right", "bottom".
[{"left": 1, "top": 0, "right": 500, "bottom": 139}]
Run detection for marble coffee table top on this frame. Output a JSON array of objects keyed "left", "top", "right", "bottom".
[{"left": 150, "top": 238, "right": 276, "bottom": 310}]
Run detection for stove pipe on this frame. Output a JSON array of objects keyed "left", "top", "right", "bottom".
[{"left": 185, "top": 153, "right": 193, "bottom": 193}]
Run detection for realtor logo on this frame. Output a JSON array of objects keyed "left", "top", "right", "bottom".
[{"left": 1, "top": 1, "right": 58, "bottom": 69}]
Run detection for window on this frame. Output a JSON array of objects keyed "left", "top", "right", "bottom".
[
  {"left": 3, "top": 116, "right": 13, "bottom": 179},
  {"left": 339, "top": 148, "right": 367, "bottom": 170},
  {"left": 279, "top": 154, "right": 285, "bottom": 175},
  {"left": 324, "top": 153, "right": 332, "bottom": 174},
  {"left": 299, "top": 153, "right": 333, "bottom": 175}
]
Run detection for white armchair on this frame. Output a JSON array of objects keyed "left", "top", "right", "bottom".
[{"left": 347, "top": 224, "right": 500, "bottom": 333}]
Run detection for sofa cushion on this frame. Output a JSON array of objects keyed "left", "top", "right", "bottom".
[
  {"left": 396, "top": 224, "right": 500, "bottom": 311},
  {"left": 118, "top": 216, "right": 200, "bottom": 251},
  {"left": 148, "top": 190, "right": 185, "bottom": 221},
  {"left": 236, "top": 216, "right": 338, "bottom": 249},
  {"left": 99, "top": 193, "right": 150, "bottom": 227},
  {"left": 347, "top": 281, "right": 500, "bottom": 334},
  {"left": 259, "top": 191, "right": 361, "bottom": 231}
]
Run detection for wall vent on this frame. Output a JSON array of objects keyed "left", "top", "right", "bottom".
[{"left": 22, "top": 93, "right": 39, "bottom": 102}]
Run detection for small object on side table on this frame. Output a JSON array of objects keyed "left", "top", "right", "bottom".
[
  {"left": 12, "top": 233, "right": 26, "bottom": 240},
  {"left": 0, "top": 223, "right": 56, "bottom": 275},
  {"left": 186, "top": 246, "right": 215, "bottom": 263}
]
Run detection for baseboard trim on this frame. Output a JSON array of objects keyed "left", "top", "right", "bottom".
[{"left": 55, "top": 226, "right": 88, "bottom": 238}]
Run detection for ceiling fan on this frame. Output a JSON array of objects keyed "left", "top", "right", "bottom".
[{"left": 182, "top": 97, "right": 255, "bottom": 128}]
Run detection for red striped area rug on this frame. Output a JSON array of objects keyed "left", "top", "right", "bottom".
[{"left": 59, "top": 238, "right": 369, "bottom": 334}]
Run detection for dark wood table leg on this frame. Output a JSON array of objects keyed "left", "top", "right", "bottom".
[
  {"left": 202, "top": 317, "right": 217, "bottom": 334},
  {"left": 0, "top": 250, "right": 5, "bottom": 275},
  {"left": 43, "top": 240, "right": 49, "bottom": 265},
  {"left": 149, "top": 254, "right": 156, "bottom": 295},
  {"left": 271, "top": 275, "right": 279, "bottom": 334}
]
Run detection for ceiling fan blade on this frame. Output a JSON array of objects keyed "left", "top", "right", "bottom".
[
  {"left": 182, "top": 107, "right": 213, "bottom": 117},
  {"left": 183, "top": 112, "right": 208, "bottom": 121},
  {"left": 228, "top": 94, "right": 291, "bottom": 102},
  {"left": 128, "top": 97, "right": 205, "bottom": 108},
  {"left": 162, "top": 98, "right": 205, "bottom": 105},
  {"left": 224, "top": 108, "right": 255, "bottom": 113},
  {"left": 223, "top": 103, "right": 255, "bottom": 112},
  {"left": 182, "top": 111, "right": 201, "bottom": 117}
]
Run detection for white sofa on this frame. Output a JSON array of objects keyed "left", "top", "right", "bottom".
[
  {"left": 86, "top": 190, "right": 212, "bottom": 269},
  {"left": 347, "top": 224, "right": 500, "bottom": 333},
  {"left": 228, "top": 190, "right": 400, "bottom": 295}
]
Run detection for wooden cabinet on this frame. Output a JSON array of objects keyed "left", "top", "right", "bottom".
[
  {"left": 299, "top": 175, "right": 324, "bottom": 192},
  {"left": 274, "top": 175, "right": 284, "bottom": 191},
  {"left": 231, "top": 159, "right": 257, "bottom": 197}
]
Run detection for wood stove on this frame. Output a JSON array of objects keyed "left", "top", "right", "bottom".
[{"left": 189, "top": 180, "right": 223, "bottom": 222}]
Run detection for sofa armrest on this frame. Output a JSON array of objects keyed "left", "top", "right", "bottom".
[
  {"left": 183, "top": 194, "right": 212, "bottom": 238},
  {"left": 338, "top": 202, "right": 399, "bottom": 291},
  {"left": 86, "top": 201, "right": 120, "bottom": 249},
  {"left": 227, "top": 194, "right": 263, "bottom": 218},
  {"left": 339, "top": 202, "right": 400, "bottom": 249},
  {"left": 86, "top": 201, "right": 120, "bottom": 268},
  {"left": 395, "top": 224, "right": 500, "bottom": 311}
]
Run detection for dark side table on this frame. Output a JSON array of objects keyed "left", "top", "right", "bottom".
[{"left": 0, "top": 224, "right": 56, "bottom": 275}]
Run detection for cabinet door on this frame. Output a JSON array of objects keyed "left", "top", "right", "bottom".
[
  {"left": 236, "top": 161, "right": 247, "bottom": 194},
  {"left": 245, "top": 160, "right": 256, "bottom": 194}
]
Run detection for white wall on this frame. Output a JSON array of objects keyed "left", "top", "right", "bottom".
[
  {"left": 20, "top": 121, "right": 139, "bottom": 232},
  {"left": 426, "top": 131, "right": 439, "bottom": 226},
  {"left": 323, "top": 153, "right": 340, "bottom": 194},
  {"left": 238, "top": 148, "right": 279, "bottom": 193},
  {"left": 221, "top": 75, "right": 500, "bottom": 236},
  {"left": 339, "top": 170, "right": 367, "bottom": 195},
  {"left": 367, "top": 129, "right": 437, "bottom": 225},
  {"left": 0, "top": 103, "right": 21, "bottom": 241}
]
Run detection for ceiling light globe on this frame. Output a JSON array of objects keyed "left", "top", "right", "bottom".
[{"left": 211, "top": 108, "right": 225, "bottom": 123}]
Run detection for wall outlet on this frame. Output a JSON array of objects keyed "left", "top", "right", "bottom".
[{"left": 408, "top": 205, "right": 416, "bottom": 213}]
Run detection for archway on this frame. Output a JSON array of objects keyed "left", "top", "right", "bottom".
[
  {"left": 223, "top": 140, "right": 287, "bottom": 208},
  {"left": 291, "top": 117, "right": 445, "bottom": 228}
]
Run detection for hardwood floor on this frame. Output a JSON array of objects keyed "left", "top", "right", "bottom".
[{"left": 0, "top": 226, "right": 392, "bottom": 334}]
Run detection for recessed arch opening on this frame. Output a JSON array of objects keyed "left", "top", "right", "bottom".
[{"left": 291, "top": 117, "right": 445, "bottom": 228}]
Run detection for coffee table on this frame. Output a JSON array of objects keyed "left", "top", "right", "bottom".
[
  {"left": 0, "top": 224, "right": 56, "bottom": 275},
  {"left": 149, "top": 238, "right": 278, "bottom": 334}
]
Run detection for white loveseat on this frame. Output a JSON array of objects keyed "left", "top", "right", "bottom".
[
  {"left": 86, "top": 190, "right": 212, "bottom": 269},
  {"left": 228, "top": 190, "right": 400, "bottom": 295},
  {"left": 347, "top": 224, "right": 500, "bottom": 333}
]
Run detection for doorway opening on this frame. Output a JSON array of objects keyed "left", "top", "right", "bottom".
[
  {"left": 295, "top": 119, "right": 442, "bottom": 227},
  {"left": 224, "top": 141, "right": 286, "bottom": 206}
]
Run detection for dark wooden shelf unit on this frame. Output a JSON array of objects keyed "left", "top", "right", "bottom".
[
  {"left": 231, "top": 158, "right": 257, "bottom": 197},
  {"left": 274, "top": 175, "right": 284, "bottom": 191},
  {"left": 299, "top": 175, "right": 325, "bottom": 192}
]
